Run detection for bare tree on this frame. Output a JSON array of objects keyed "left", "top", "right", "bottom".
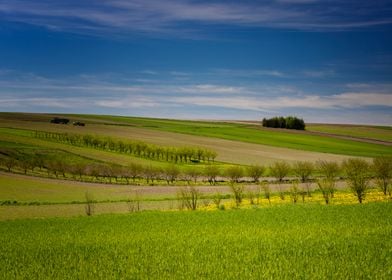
[
  {"left": 177, "top": 186, "right": 201, "bottom": 210},
  {"left": 127, "top": 190, "right": 141, "bottom": 212},
  {"left": 4, "top": 158, "right": 16, "bottom": 172},
  {"left": 343, "top": 158, "right": 371, "bottom": 203}
]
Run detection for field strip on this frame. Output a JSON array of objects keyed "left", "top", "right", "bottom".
[
  {"left": 0, "top": 121, "right": 362, "bottom": 165},
  {"left": 0, "top": 171, "right": 348, "bottom": 202}
]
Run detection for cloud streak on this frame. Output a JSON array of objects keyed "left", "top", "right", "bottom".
[{"left": 0, "top": 0, "right": 391, "bottom": 37}]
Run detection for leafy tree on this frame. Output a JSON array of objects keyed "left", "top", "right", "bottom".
[
  {"left": 293, "top": 161, "right": 314, "bottom": 183},
  {"left": 317, "top": 178, "right": 335, "bottom": 204},
  {"left": 164, "top": 164, "right": 180, "bottom": 185},
  {"left": 205, "top": 165, "right": 220, "bottom": 185},
  {"left": 230, "top": 182, "right": 244, "bottom": 207},
  {"left": 317, "top": 160, "right": 340, "bottom": 197},
  {"left": 373, "top": 156, "right": 392, "bottom": 196},
  {"left": 226, "top": 165, "right": 244, "bottom": 183},
  {"left": 269, "top": 161, "right": 290, "bottom": 183},
  {"left": 247, "top": 165, "right": 265, "bottom": 183},
  {"left": 343, "top": 158, "right": 371, "bottom": 203}
]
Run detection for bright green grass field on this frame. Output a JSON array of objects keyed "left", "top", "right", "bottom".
[
  {"left": 1, "top": 203, "right": 391, "bottom": 279},
  {"left": 72, "top": 114, "right": 392, "bottom": 157}
]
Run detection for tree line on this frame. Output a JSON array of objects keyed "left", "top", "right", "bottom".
[
  {"left": 1, "top": 154, "right": 391, "bottom": 202},
  {"left": 33, "top": 131, "right": 217, "bottom": 163},
  {"left": 262, "top": 116, "right": 305, "bottom": 130}
]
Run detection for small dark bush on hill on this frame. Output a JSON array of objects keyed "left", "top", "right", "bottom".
[{"left": 262, "top": 116, "right": 305, "bottom": 130}]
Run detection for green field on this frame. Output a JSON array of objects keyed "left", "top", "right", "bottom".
[
  {"left": 1, "top": 203, "right": 391, "bottom": 279},
  {"left": 70, "top": 114, "right": 392, "bottom": 157},
  {"left": 1, "top": 113, "right": 391, "bottom": 159}
]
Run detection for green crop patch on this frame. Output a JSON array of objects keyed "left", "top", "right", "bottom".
[{"left": 0, "top": 203, "right": 391, "bottom": 279}]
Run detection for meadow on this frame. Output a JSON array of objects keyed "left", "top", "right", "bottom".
[
  {"left": 1, "top": 203, "right": 391, "bottom": 279},
  {"left": 0, "top": 112, "right": 391, "bottom": 279}
]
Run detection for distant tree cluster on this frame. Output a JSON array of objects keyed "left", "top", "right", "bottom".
[
  {"left": 33, "top": 131, "right": 217, "bottom": 163},
  {"left": 262, "top": 116, "right": 305, "bottom": 130}
]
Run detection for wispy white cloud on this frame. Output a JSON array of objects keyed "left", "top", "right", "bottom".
[
  {"left": 172, "top": 92, "right": 392, "bottom": 111},
  {"left": 0, "top": 0, "right": 390, "bottom": 37},
  {"left": 0, "top": 70, "right": 390, "bottom": 124}
]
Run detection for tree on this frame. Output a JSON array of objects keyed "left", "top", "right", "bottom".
[
  {"left": 269, "top": 161, "right": 291, "bottom": 183},
  {"left": 289, "top": 181, "right": 299, "bottom": 204},
  {"left": 247, "top": 165, "right": 265, "bottom": 183},
  {"left": 293, "top": 161, "right": 314, "bottom": 183},
  {"left": 128, "top": 163, "right": 142, "bottom": 182},
  {"left": 164, "top": 164, "right": 180, "bottom": 185},
  {"left": 226, "top": 166, "right": 244, "bottom": 183},
  {"left": 205, "top": 165, "right": 220, "bottom": 185},
  {"left": 177, "top": 186, "right": 201, "bottom": 210},
  {"left": 269, "top": 161, "right": 291, "bottom": 200},
  {"left": 293, "top": 161, "right": 314, "bottom": 196},
  {"left": 4, "top": 158, "right": 16, "bottom": 172},
  {"left": 343, "top": 158, "right": 371, "bottom": 203},
  {"left": 373, "top": 156, "right": 392, "bottom": 196},
  {"left": 317, "top": 160, "right": 340, "bottom": 198},
  {"left": 262, "top": 183, "right": 271, "bottom": 204},
  {"left": 317, "top": 178, "right": 335, "bottom": 205},
  {"left": 230, "top": 183, "right": 244, "bottom": 207},
  {"left": 18, "top": 158, "right": 31, "bottom": 174}
]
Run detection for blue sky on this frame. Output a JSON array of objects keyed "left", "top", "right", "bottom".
[{"left": 0, "top": 0, "right": 391, "bottom": 124}]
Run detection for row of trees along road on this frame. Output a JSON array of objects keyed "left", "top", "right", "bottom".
[
  {"left": 1, "top": 155, "right": 391, "bottom": 203},
  {"left": 33, "top": 131, "right": 217, "bottom": 163}
]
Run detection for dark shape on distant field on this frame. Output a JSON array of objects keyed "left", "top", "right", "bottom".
[
  {"left": 50, "top": 117, "right": 70, "bottom": 124},
  {"left": 73, "top": 121, "right": 85, "bottom": 126}
]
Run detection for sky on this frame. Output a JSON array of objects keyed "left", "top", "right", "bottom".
[{"left": 0, "top": 0, "right": 391, "bottom": 125}]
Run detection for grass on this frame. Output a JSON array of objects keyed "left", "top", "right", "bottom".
[
  {"left": 0, "top": 127, "right": 228, "bottom": 172},
  {"left": 1, "top": 113, "right": 391, "bottom": 158},
  {"left": 307, "top": 123, "right": 392, "bottom": 142},
  {"left": 0, "top": 203, "right": 391, "bottom": 279},
  {"left": 70, "top": 114, "right": 392, "bottom": 157}
]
